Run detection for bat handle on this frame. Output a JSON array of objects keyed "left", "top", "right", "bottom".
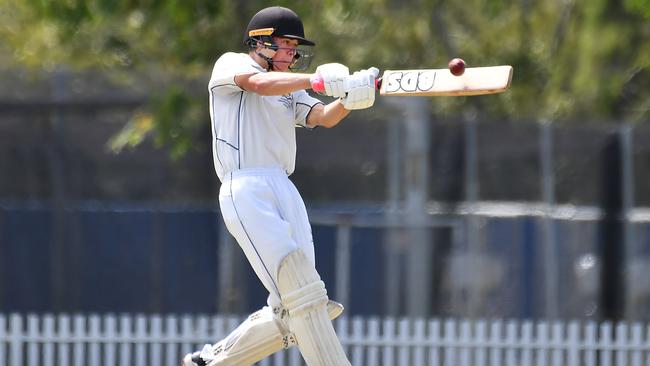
[
  {"left": 310, "top": 74, "right": 326, "bottom": 94},
  {"left": 310, "top": 74, "right": 382, "bottom": 94}
]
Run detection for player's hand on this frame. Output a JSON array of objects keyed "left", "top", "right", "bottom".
[
  {"left": 341, "top": 67, "right": 379, "bottom": 110},
  {"left": 311, "top": 63, "right": 350, "bottom": 98}
]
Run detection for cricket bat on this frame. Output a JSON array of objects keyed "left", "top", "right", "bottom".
[{"left": 311, "top": 65, "right": 513, "bottom": 97}]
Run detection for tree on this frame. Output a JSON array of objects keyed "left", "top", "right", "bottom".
[{"left": 1, "top": 0, "right": 648, "bottom": 155}]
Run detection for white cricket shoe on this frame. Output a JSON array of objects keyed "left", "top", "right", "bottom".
[{"left": 181, "top": 344, "right": 213, "bottom": 366}]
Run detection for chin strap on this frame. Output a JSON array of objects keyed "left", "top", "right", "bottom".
[
  {"left": 255, "top": 51, "right": 275, "bottom": 71},
  {"left": 248, "top": 37, "right": 277, "bottom": 71}
]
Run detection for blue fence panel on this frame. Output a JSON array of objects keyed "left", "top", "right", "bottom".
[
  {"left": 3, "top": 204, "right": 650, "bottom": 318},
  {"left": 78, "top": 210, "right": 155, "bottom": 313},
  {"left": 521, "top": 216, "right": 538, "bottom": 318},
  {"left": 313, "top": 225, "right": 337, "bottom": 301},
  {"left": 2, "top": 208, "right": 52, "bottom": 312},
  {"left": 244, "top": 271, "right": 267, "bottom": 311},
  {"left": 555, "top": 219, "right": 600, "bottom": 318},
  {"left": 349, "top": 227, "right": 386, "bottom": 315},
  {"left": 483, "top": 217, "right": 529, "bottom": 318},
  {"left": 161, "top": 210, "right": 221, "bottom": 313}
]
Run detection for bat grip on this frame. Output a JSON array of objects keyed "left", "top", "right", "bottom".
[
  {"left": 310, "top": 74, "right": 382, "bottom": 94},
  {"left": 310, "top": 74, "right": 326, "bottom": 94}
]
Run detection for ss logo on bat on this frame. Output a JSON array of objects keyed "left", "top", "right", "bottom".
[{"left": 385, "top": 71, "right": 437, "bottom": 93}]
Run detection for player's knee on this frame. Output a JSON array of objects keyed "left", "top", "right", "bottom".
[
  {"left": 276, "top": 249, "right": 351, "bottom": 365},
  {"left": 277, "top": 249, "right": 329, "bottom": 316}
]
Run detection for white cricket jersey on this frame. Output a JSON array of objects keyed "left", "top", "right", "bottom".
[{"left": 208, "top": 52, "right": 323, "bottom": 182}]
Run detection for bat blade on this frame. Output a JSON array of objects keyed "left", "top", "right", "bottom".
[{"left": 378, "top": 65, "right": 513, "bottom": 96}]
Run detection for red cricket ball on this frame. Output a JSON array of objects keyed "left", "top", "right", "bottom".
[{"left": 448, "top": 58, "right": 466, "bottom": 76}]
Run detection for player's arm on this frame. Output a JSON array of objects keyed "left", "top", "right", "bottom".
[
  {"left": 235, "top": 72, "right": 312, "bottom": 96},
  {"left": 306, "top": 101, "right": 350, "bottom": 128},
  {"left": 235, "top": 63, "right": 352, "bottom": 97}
]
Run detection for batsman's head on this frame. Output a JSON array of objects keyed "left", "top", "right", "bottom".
[{"left": 244, "top": 6, "right": 314, "bottom": 72}]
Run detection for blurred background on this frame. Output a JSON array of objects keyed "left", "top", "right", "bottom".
[{"left": 1, "top": 0, "right": 649, "bottom": 325}]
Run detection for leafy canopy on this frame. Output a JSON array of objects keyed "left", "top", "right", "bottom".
[{"left": 1, "top": 0, "right": 648, "bottom": 154}]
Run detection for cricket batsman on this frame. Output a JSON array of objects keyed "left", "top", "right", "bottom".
[{"left": 182, "top": 5, "right": 377, "bottom": 366}]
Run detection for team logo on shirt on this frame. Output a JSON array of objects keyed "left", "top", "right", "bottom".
[{"left": 278, "top": 94, "right": 293, "bottom": 109}]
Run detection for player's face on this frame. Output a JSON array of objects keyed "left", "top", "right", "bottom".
[{"left": 271, "top": 37, "right": 299, "bottom": 72}]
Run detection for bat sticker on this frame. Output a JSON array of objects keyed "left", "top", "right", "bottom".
[{"left": 384, "top": 71, "right": 438, "bottom": 93}]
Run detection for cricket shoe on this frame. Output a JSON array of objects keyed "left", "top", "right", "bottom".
[{"left": 182, "top": 350, "right": 208, "bottom": 366}]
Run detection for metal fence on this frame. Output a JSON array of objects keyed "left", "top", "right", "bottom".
[{"left": 2, "top": 313, "right": 650, "bottom": 366}]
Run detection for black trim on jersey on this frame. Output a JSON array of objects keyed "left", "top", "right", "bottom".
[
  {"left": 210, "top": 85, "right": 242, "bottom": 151},
  {"left": 236, "top": 91, "right": 244, "bottom": 169},
  {"left": 210, "top": 84, "right": 243, "bottom": 169},
  {"left": 296, "top": 101, "right": 320, "bottom": 108},
  {"left": 215, "top": 138, "right": 239, "bottom": 150},
  {"left": 228, "top": 174, "right": 281, "bottom": 298},
  {"left": 298, "top": 101, "right": 324, "bottom": 129}
]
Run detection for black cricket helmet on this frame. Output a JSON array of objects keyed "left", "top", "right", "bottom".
[{"left": 244, "top": 6, "right": 314, "bottom": 70}]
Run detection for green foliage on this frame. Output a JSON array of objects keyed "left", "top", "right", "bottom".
[
  {"left": 1, "top": 0, "right": 649, "bottom": 155},
  {"left": 626, "top": 0, "right": 650, "bottom": 18},
  {"left": 150, "top": 85, "right": 204, "bottom": 159}
]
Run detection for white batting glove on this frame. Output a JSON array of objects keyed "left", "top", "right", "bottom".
[
  {"left": 341, "top": 67, "right": 379, "bottom": 110},
  {"left": 313, "top": 63, "right": 350, "bottom": 98}
]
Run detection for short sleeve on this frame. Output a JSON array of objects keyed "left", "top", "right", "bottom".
[
  {"left": 293, "top": 90, "right": 323, "bottom": 129},
  {"left": 208, "top": 53, "right": 264, "bottom": 96}
]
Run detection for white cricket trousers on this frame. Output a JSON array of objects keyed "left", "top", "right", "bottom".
[{"left": 219, "top": 167, "right": 316, "bottom": 308}]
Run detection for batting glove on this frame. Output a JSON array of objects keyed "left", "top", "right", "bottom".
[
  {"left": 341, "top": 67, "right": 379, "bottom": 110},
  {"left": 311, "top": 63, "right": 350, "bottom": 98}
]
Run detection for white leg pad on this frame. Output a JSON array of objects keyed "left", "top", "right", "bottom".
[
  {"left": 206, "top": 307, "right": 287, "bottom": 366},
  {"left": 196, "top": 301, "right": 344, "bottom": 366},
  {"left": 278, "top": 249, "right": 351, "bottom": 366}
]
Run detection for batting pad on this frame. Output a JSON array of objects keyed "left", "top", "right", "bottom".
[
  {"left": 202, "top": 307, "right": 287, "bottom": 366},
  {"left": 278, "top": 249, "right": 351, "bottom": 366},
  {"left": 197, "top": 301, "right": 344, "bottom": 366}
]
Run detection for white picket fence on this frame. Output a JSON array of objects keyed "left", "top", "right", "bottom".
[{"left": 1, "top": 314, "right": 650, "bottom": 366}]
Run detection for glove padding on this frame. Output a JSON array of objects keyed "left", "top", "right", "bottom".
[
  {"left": 341, "top": 67, "right": 379, "bottom": 110},
  {"left": 313, "top": 63, "right": 350, "bottom": 98}
]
